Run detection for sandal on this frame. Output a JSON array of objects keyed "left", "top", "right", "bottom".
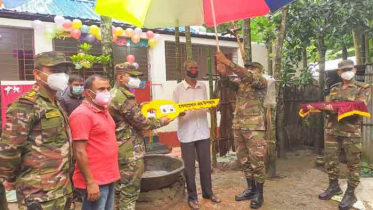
[{"left": 188, "top": 200, "right": 199, "bottom": 210}]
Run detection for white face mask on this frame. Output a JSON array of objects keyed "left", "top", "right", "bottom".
[
  {"left": 341, "top": 71, "right": 355, "bottom": 81},
  {"left": 40, "top": 71, "right": 69, "bottom": 91},
  {"left": 125, "top": 77, "right": 141, "bottom": 89}
]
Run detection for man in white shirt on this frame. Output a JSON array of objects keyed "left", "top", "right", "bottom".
[{"left": 173, "top": 61, "right": 221, "bottom": 210}]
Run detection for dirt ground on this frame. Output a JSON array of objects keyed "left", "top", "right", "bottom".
[{"left": 8, "top": 148, "right": 369, "bottom": 210}]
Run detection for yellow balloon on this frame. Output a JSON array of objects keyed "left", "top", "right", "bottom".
[
  {"left": 72, "top": 19, "right": 82, "bottom": 29},
  {"left": 115, "top": 27, "right": 124, "bottom": 36},
  {"left": 96, "top": 31, "right": 102, "bottom": 41},
  {"left": 148, "top": 39, "right": 157, "bottom": 47},
  {"left": 89, "top": 25, "right": 99, "bottom": 35}
]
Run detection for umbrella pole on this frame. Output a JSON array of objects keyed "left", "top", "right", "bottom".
[{"left": 210, "top": 0, "right": 220, "bottom": 51}]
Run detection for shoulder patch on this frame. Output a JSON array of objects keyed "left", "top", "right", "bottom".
[{"left": 19, "top": 90, "right": 38, "bottom": 104}]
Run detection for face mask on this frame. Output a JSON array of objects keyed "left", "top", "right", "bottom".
[
  {"left": 341, "top": 71, "right": 355, "bottom": 81},
  {"left": 125, "top": 77, "right": 142, "bottom": 89},
  {"left": 187, "top": 70, "right": 198, "bottom": 79},
  {"left": 71, "top": 86, "right": 84, "bottom": 96},
  {"left": 90, "top": 90, "right": 111, "bottom": 107},
  {"left": 40, "top": 71, "right": 69, "bottom": 91}
]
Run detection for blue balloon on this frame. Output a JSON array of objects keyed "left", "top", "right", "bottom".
[{"left": 81, "top": 25, "right": 90, "bottom": 34}]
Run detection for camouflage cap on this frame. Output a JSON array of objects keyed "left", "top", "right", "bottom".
[
  {"left": 338, "top": 59, "right": 355, "bottom": 70},
  {"left": 34, "top": 51, "right": 74, "bottom": 68},
  {"left": 247, "top": 62, "right": 264, "bottom": 71},
  {"left": 115, "top": 62, "right": 143, "bottom": 76}
]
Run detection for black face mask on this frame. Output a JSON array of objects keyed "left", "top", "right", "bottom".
[{"left": 187, "top": 70, "right": 198, "bottom": 79}]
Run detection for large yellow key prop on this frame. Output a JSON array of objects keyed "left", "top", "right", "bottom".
[{"left": 141, "top": 99, "right": 220, "bottom": 119}]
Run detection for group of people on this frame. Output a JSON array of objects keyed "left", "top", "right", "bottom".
[{"left": 0, "top": 50, "right": 368, "bottom": 210}]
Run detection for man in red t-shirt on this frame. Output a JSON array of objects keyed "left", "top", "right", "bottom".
[{"left": 69, "top": 74, "right": 120, "bottom": 210}]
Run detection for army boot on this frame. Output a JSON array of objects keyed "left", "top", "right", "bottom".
[
  {"left": 319, "top": 179, "right": 343, "bottom": 200},
  {"left": 235, "top": 178, "right": 256, "bottom": 201},
  {"left": 339, "top": 185, "right": 357, "bottom": 210},
  {"left": 250, "top": 182, "right": 264, "bottom": 209}
]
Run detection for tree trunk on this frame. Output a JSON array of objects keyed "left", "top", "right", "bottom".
[
  {"left": 175, "top": 27, "right": 182, "bottom": 82},
  {"left": 185, "top": 26, "right": 193, "bottom": 61},
  {"left": 316, "top": 35, "right": 326, "bottom": 156},
  {"left": 365, "top": 35, "right": 370, "bottom": 64},
  {"left": 302, "top": 47, "right": 307, "bottom": 69},
  {"left": 362, "top": 34, "right": 366, "bottom": 64},
  {"left": 342, "top": 45, "right": 348, "bottom": 60},
  {"left": 243, "top": 18, "right": 252, "bottom": 64},
  {"left": 353, "top": 29, "right": 363, "bottom": 65},
  {"left": 267, "top": 43, "right": 273, "bottom": 75},
  {"left": 273, "top": 6, "right": 289, "bottom": 159},
  {"left": 100, "top": 16, "right": 114, "bottom": 85}
]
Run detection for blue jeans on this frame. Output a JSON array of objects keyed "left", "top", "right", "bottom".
[{"left": 77, "top": 183, "right": 115, "bottom": 210}]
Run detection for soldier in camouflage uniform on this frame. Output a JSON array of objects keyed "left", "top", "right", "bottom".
[
  {"left": 108, "top": 63, "right": 172, "bottom": 210},
  {"left": 314, "top": 60, "right": 370, "bottom": 210},
  {"left": 0, "top": 52, "right": 73, "bottom": 210},
  {"left": 216, "top": 51, "right": 267, "bottom": 209}
]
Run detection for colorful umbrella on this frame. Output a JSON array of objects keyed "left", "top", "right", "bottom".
[{"left": 94, "top": 0, "right": 295, "bottom": 29}]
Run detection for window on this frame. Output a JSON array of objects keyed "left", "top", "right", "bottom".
[
  {"left": 53, "top": 38, "right": 149, "bottom": 80},
  {"left": 165, "top": 41, "right": 238, "bottom": 81},
  {"left": 0, "top": 27, "right": 34, "bottom": 80}
]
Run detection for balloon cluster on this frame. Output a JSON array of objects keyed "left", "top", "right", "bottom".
[
  {"left": 32, "top": 16, "right": 161, "bottom": 47},
  {"left": 126, "top": 55, "right": 139, "bottom": 69}
]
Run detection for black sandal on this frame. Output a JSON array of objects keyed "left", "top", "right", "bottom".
[{"left": 188, "top": 200, "right": 199, "bottom": 210}]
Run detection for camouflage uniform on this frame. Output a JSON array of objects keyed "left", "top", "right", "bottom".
[
  {"left": 221, "top": 63, "right": 268, "bottom": 183},
  {"left": 324, "top": 80, "right": 370, "bottom": 188},
  {"left": 0, "top": 182, "right": 8, "bottom": 210},
  {"left": 109, "top": 82, "right": 164, "bottom": 210},
  {"left": 0, "top": 52, "right": 73, "bottom": 210}
]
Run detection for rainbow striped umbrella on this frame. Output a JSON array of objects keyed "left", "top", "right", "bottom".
[{"left": 94, "top": 0, "right": 295, "bottom": 28}]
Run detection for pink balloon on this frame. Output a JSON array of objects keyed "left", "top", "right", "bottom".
[
  {"left": 146, "top": 31, "right": 154, "bottom": 39},
  {"left": 70, "top": 29, "right": 81, "bottom": 40},
  {"left": 113, "top": 34, "right": 118, "bottom": 42},
  {"left": 63, "top": 19, "right": 72, "bottom": 30},
  {"left": 126, "top": 54, "right": 135, "bottom": 63}
]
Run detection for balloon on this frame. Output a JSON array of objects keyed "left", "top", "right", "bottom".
[
  {"left": 63, "top": 19, "right": 72, "bottom": 30},
  {"left": 54, "top": 15, "right": 65, "bottom": 25},
  {"left": 148, "top": 39, "right": 157, "bottom": 47},
  {"left": 70, "top": 29, "right": 81, "bottom": 40},
  {"left": 112, "top": 26, "right": 116, "bottom": 35},
  {"left": 54, "top": 24, "right": 64, "bottom": 34},
  {"left": 126, "top": 54, "right": 135, "bottom": 63},
  {"left": 32, "top": 20, "right": 45, "bottom": 30},
  {"left": 96, "top": 31, "right": 102, "bottom": 41},
  {"left": 115, "top": 27, "right": 124, "bottom": 36},
  {"left": 131, "top": 35, "right": 140, "bottom": 44},
  {"left": 44, "top": 27, "right": 56, "bottom": 39},
  {"left": 72, "top": 19, "right": 82, "bottom": 29},
  {"left": 134, "top": 27, "right": 142, "bottom": 36},
  {"left": 85, "top": 34, "right": 96, "bottom": 43},
  {"left": 113, "top": 34, "right": 118, "bottom": 42},
  {"left": 125, "top": 28, "right": 134, "bottom": 37},
  {"left": 154, "top": 34, "right": 161, "bottom": 41},
  {"left": 132, "top": 62, "right": 139, "bottom": 69},
  {"left": 81, "top": 25, "right": 90, "bottom": 33},
  {"left": 89, "top": 25, "right": 99, "bottom": 35},
  {"left": 146, "top": 31, "right": 154, "bottom": 39}
]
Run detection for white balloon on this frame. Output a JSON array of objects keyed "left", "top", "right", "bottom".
[
  {"left": 32, "top": 20, "right": 45, "bottom": 30},
  {"left": 54, "top": 15, "right": 65, "bottom": 25},
  {"left": 133, "top": 62, "right": 139, "bottom": 69},
  {"left": 134, "top": 27, "right": 142, "bottom": 36},
  {"left": 154, "top": 34, "right": 161, "bottom": 41}
]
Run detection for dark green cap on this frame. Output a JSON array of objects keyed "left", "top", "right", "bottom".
[
  {"left": 338, "top": 59, "right": 354, "bottom": 70},
  {"left": 115, "top": 62, "right": 143, "bottom": 76},
  {"left": 34, "top": 51, "right": 74, "bottom": 68},
  {"left": 247, "top": 62, "right": 264, "bottom": 71}
]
